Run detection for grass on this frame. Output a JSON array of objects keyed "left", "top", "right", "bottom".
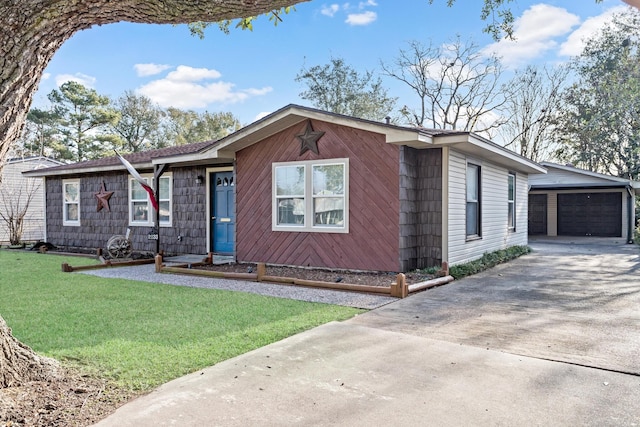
[{"left": 0, "top": 250, "right": 362, "bottom": 390}]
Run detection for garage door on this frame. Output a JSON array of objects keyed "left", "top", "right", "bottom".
[
  {"left": 557, "top": 193, "right": 622, "bottom": 237},
  {"left": 528, "top": 194, "right": 547, "bottom": 235}
]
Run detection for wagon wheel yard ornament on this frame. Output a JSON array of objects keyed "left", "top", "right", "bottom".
[{"left": 106, "top": 228, "right": 132, "bottom": 259}]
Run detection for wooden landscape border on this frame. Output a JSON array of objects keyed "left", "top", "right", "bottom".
[
  {"left": 59, "top": 247, "right": 156, "bottom": 272},
  {"left": 156, "top": 254, "right": 454, "bottom": 299},
  {"left": 61, "top": 257, "right": 155, "bottom": 272}
]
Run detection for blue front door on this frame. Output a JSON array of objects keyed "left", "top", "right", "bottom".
[{"left": 211, "top": 172, "right": 235, "bottom": 254}]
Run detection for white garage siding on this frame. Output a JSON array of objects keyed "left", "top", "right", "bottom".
[
  {"left": 529, "top": 167, "right": 616, "bottom": 186},
  {"left": 0, "top": 158, "right": 56, "bottom": 244},
  {"left": 445, "top": 149, "right": 529, "bottom": 266}
]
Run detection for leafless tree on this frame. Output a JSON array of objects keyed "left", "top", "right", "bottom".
[
  {"left": 381, "top": 36, "right": 507, "bottom": 136},
  {"left": 499, "top": 65, "right": 569, "bottom": 162}
]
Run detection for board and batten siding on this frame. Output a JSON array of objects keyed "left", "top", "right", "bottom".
[
  {"left": 235, "top": 119, "right": 401, "bottom": 272},
  {"left": 45, "top": 166, "right": 208, "bottom": 255},
  {"left": 445, "top": 149, "right": 529, "bottom": 266}
]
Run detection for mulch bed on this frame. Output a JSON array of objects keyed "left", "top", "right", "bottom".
[{"left": 195, "top": 263, "right": 436, "bottom": 287}]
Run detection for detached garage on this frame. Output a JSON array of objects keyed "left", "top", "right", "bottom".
[{"left": 529, "top": 162, "right": 639, "bottom": 242}]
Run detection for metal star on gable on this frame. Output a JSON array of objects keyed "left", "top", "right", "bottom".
[
  {"left": 296, "top": 120, "right": 325, "bottom": 156},
  {"left": 94, "top": 181, "right": 114, "bottom": 212}
]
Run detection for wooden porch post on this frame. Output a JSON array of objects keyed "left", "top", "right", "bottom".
[{"left": 153, "top": 164, "right": 169, "bottom": 254}]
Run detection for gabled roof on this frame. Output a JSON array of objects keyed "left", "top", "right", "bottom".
[
  {"left": 530, "top": 161, "right": 640, "bottom": 195},
  {"left": 25, "top": 104, "right": 546, "bottom": 177},
  {"left": 7, "top": 155, "right": 64, "bottom": 164},
  {"left": 158, "top": 104, "right": 546, "bottom": 175},
  {"left": 23, "top": 141, "right": 217, "bottom": 177}
]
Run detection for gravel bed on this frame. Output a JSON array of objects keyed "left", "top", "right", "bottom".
[{"left": 79, "top": 263, "right": 397, "bottom": 309}]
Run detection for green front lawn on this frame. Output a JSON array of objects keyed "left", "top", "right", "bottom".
[{"left": 0, "top": 250, "right": 362, "bottom": 390}]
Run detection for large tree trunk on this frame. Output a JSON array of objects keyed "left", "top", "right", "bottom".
[
  {"left": 0, "top": 316, "right": 60, "bottom": 388},
  {"left": 0, "top": 0, "right": 307, "bottom": 180}
]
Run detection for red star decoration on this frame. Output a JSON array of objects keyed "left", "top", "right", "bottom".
[
  {"left": 296, "top": 120, "right": 325, "bottom": 155},
  {"left": 94, "top": 181, "right": 114, "bottom": 212}
]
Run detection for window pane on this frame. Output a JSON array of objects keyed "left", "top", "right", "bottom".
[
  {"left": 133, "top": 201, "right": 148, "bottom": 221},
  {"left": 508, "top": 175, "right": 515, "bottom": 201},
  {"left": 159, "top": 177, "right": 170, "bottom": 200},
  {"left": 314, "top": 197, "right": 344, "bottom": 226},
  {"left": 159, "top": 201, "right": 170, "bottom": 222},
  {"left": 508, "top": 203, "right": 514, "bottom": 228},
  {"left": 466, "top": 165, "right": 478, "bottom": 201},
  {"left": 277, "top": 198, "right": 305, "bottom": 225},
  {"left": 313, "top": 164, "right": 344, "bottom": 196},
  {"left": 64, "top": 183, "right": 79, "bottom": 203},
  {"left": 276, "top": 166, "right": 305, "bottom": 196},
  {"left": 466, "top": 202, "right": 478, "bottom": 235},
  {"left": 131, "top": 180, "right": 148, "bottom": 200},
  {"left": 66, "top": 204, "right": 78, "bottom": 221}
]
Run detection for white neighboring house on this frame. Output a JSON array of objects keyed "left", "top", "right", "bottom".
[
  {"left": 528, "top": 162, "right": 640, "bottom": 243},
  {"left": 0, "top": 157, "right": 64, "bottom": 244}
]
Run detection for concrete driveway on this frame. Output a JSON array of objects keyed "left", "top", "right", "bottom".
[
  {"left": 96, "top": 238, "right": 640, "bottom": 426},
  {"left": 350, "top": 237, "right": 640, "bottom": 375}
]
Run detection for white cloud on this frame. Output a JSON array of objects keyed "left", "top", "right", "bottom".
[
  {"left": 321, "top": 4, "right": 340, "bottom": 17},
  {"left": 41, "top": 73, "right": 51, "bottom": 81},
  {"left": 346, "top": 11, "right": 377, "bottom": 26},
  {"left": 136, "top": 65, "right": 272, "bottom": 109},
  {"left": 165, "top": 65, "right": 222, "bottom": 82},
  {"left": 322, "top": 1, "right": 377, "bottom": 25},
  {"left": 254, "top": 111, "right": 272, "bottom": 121},
  {"left": 134, "top": 63, "right": 172, "bottom": 77},
  {"left": 55, "top": 73, "right": 96, "bottom": 87},
  {"left": 483, "top": 4, "right": 580, "bottom": 69},
  {"left": 358, "top": 0, "right": 377, "bottom": 8},
  {"left": 559, "top": 6, "right": 627, "bottom": 57}
]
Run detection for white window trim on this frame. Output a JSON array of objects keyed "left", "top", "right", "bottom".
[
  {"left": 62, "top": 179, "right": 80, "bottom": 226},
  {"left": 508, "top": 172, "right": 516, "bottom": 231},
  {"left": 128, "top": 173, "right": 173, "bottom": 227},
  {"left": 466, "top": 162, "right": 481, "bottom": 239},
  {"left": 272, "top": 158, "right": 349, "bottom": 233}
]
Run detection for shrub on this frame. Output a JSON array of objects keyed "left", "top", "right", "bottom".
[{"left": 449, "top": 245, "right": 531, "bottom": 279}]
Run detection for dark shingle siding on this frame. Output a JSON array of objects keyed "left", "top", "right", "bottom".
[
  {"left": 399, "top": 147, "right": 443, "bottom": 271},
  {"left": 45, "top": 166, "right": 211, "bottom": 255}
]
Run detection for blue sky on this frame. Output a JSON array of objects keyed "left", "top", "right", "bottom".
[{"left": 34, "top": 0, "right": 626, "bottom": 126}]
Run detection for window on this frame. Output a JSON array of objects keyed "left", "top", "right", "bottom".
[
  {"left": 466, "top": 163, "right": 481, "bottom": 237},
  {"left": 273, "top": 159, "right": 348, "bottom": 233},
  {"left": 62, "top": 179, "right": 80, "bottom": 226},
  {"left": 129, "top": 174, "right": 172, "bottom": 226},
  {"left": 508, "top": 173, "right": 516, "bottom": 230}
]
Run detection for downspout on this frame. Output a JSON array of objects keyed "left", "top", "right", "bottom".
[{"left": 627, "top": 186, "right": 634, "bottom": 244}]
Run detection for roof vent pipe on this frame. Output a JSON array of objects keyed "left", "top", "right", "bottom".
[{"left": 385, "top": 116, "right": 391, "bottom": 124}]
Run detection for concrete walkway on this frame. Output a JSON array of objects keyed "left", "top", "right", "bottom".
[{"left": 95, "top": 238, "right": 640, "bottom": 426}]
